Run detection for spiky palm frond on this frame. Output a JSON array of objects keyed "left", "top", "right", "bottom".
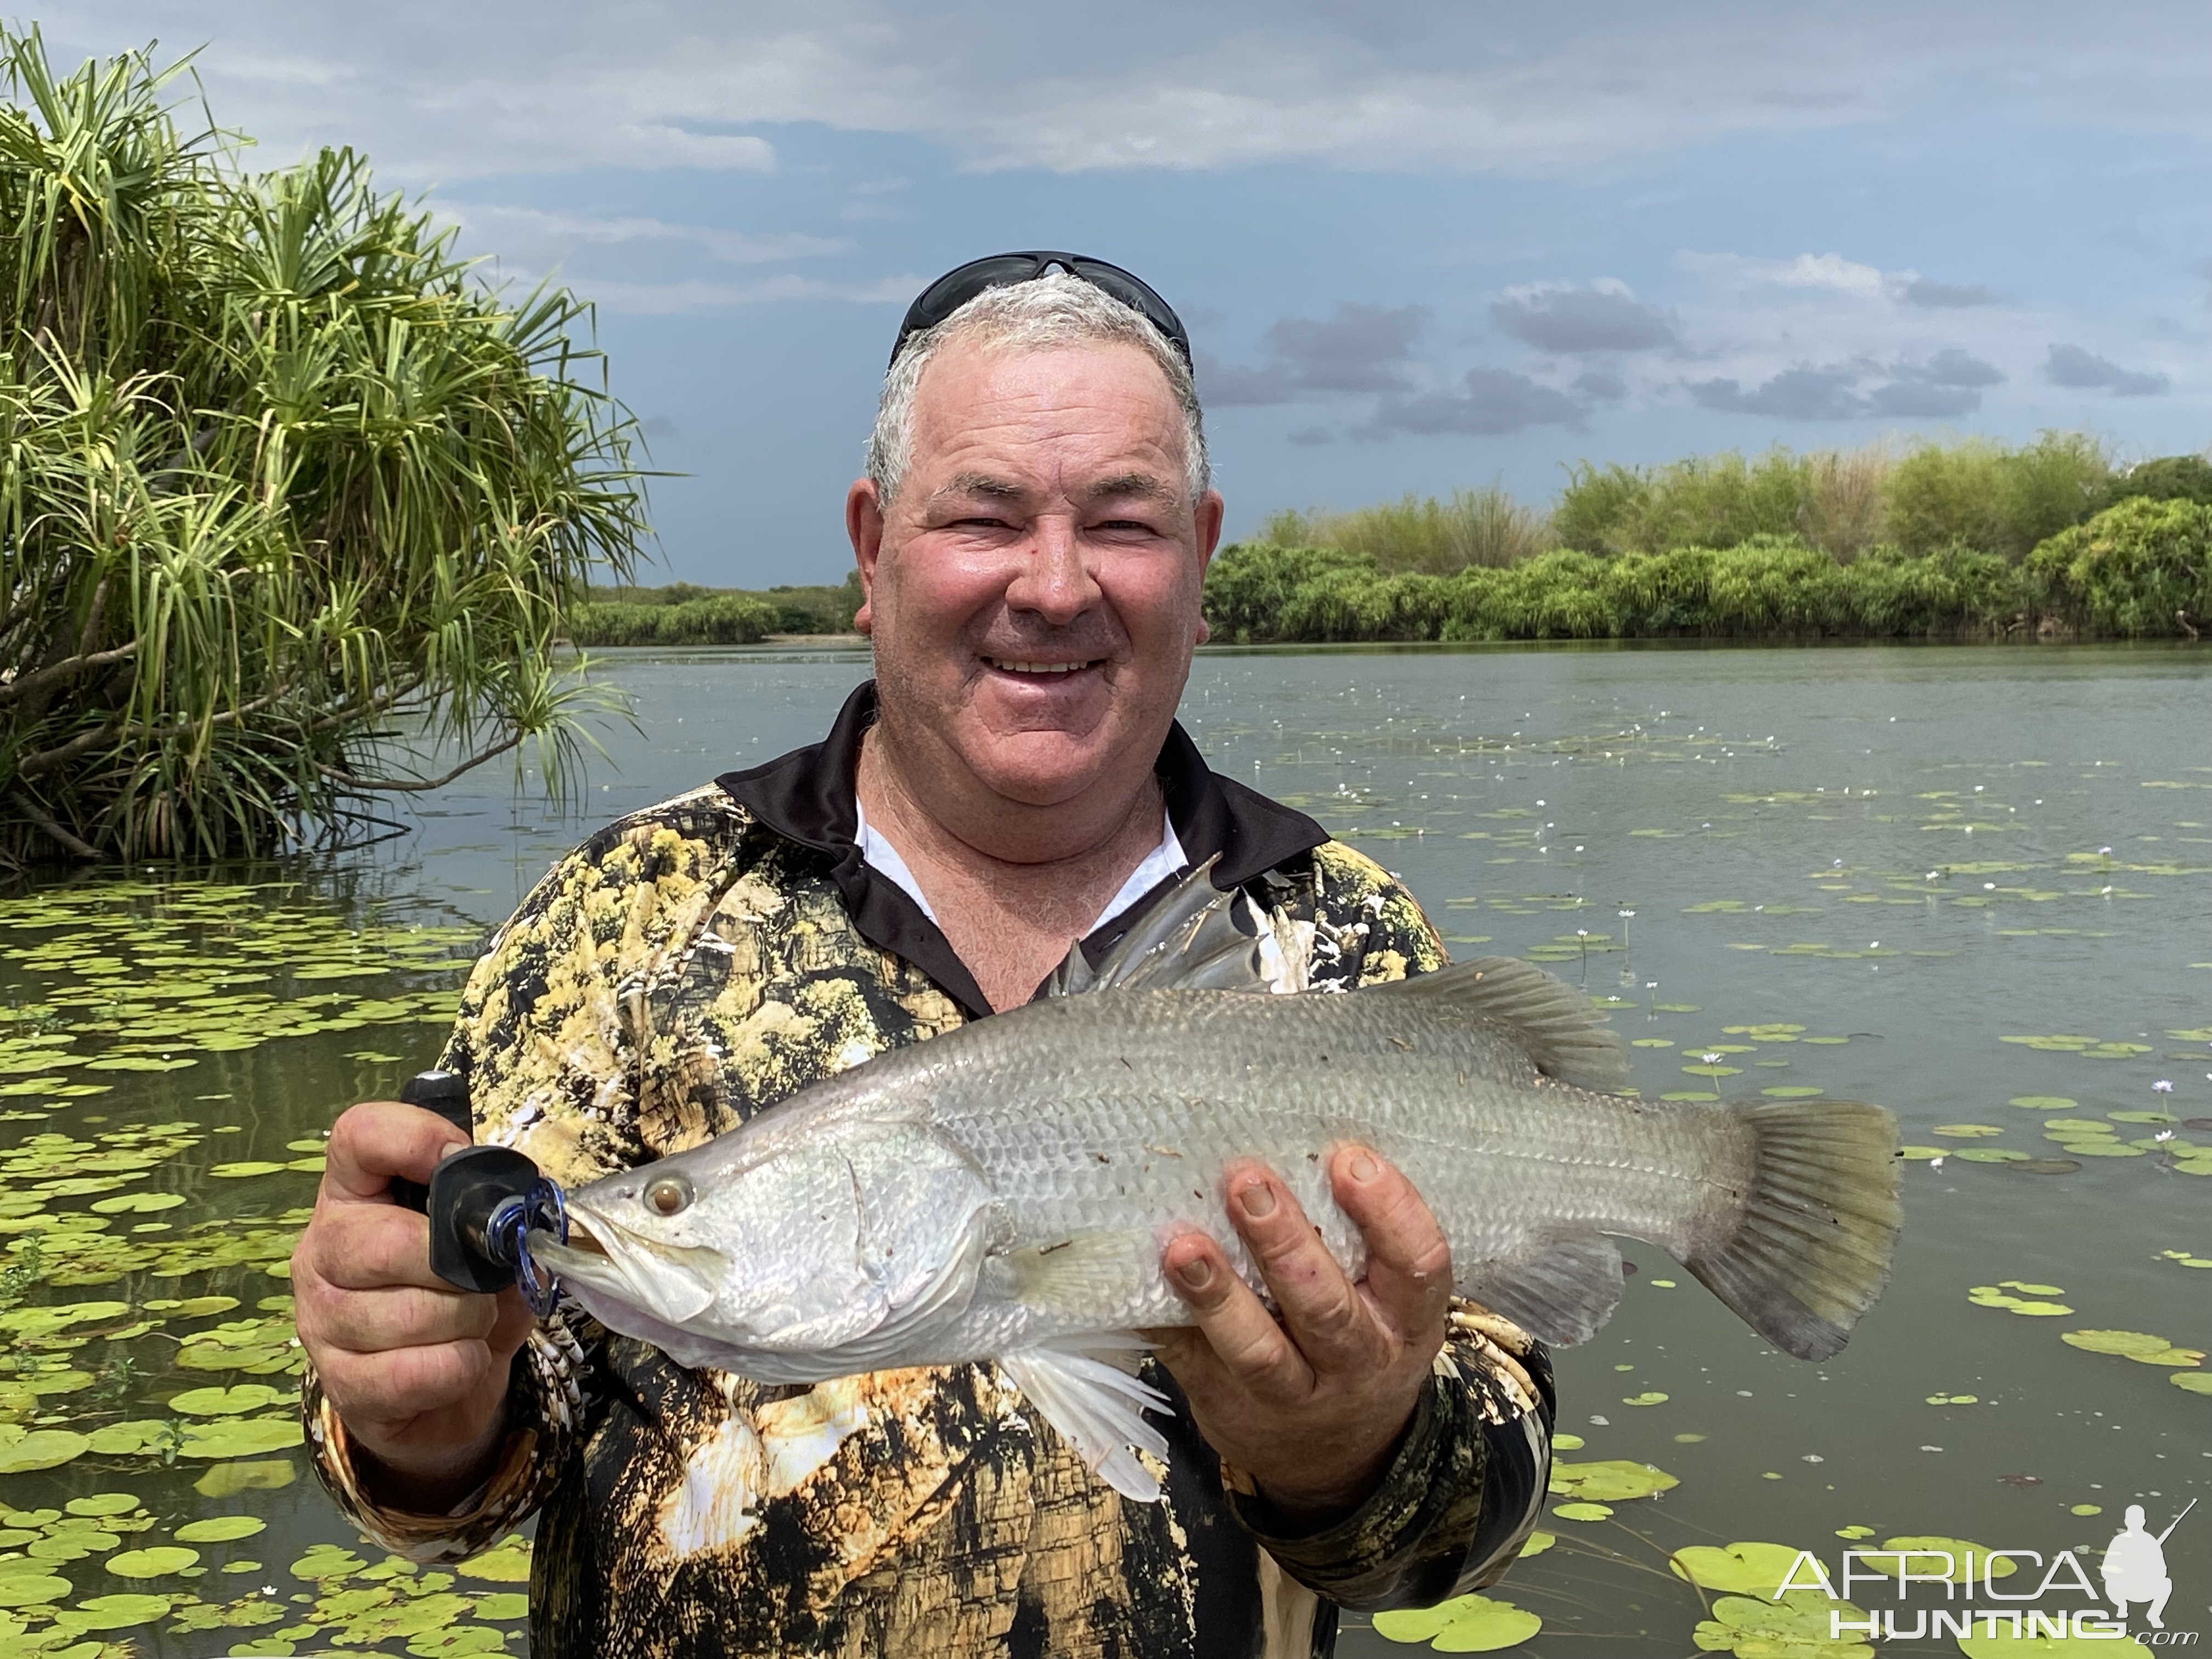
[{"left": 0, "top": 26, "right": 647, "bottom": 864}]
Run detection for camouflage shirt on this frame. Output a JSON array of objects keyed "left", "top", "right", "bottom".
[{"left": 304, "top": 684, "right": 1554, "bottom": 1659}]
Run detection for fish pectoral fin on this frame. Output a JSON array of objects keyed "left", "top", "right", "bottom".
[
  {"left": 1375, "top": 957, "right": 1630, "bottom": 1092},
  {"left": 986, "top": 1230, "right": 1158, "bottom": 1319},
  {"left": 999, "top": 1341, "right": 1171, "bottom": 1504},
  {"left": 1465, "top": 1233, "right": 1625, "bottom": 1347}
]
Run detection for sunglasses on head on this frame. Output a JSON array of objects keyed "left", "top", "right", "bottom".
[{"left": 889, "top": 251, "right": 1192, "bottom": 370}]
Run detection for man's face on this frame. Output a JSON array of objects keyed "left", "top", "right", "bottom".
[{"left": 849, "top": 338, "right": 1223, "bottom": 814}]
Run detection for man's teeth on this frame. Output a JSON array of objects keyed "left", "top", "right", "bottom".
[{"left": 991, "top": 659, "right": 1091, "bottom": 674}]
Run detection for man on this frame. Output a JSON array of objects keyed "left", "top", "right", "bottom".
[{"left": 292, "top": 253, "right": 1553, "bottom": 1658}]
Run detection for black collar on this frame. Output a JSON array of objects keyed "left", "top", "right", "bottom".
[{"left": 713, "top": 680, "right": 1327, "bottom": 1018}]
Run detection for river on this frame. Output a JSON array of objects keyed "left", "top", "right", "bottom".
[{"left": 0, "top": 641, "right": 2204, "bottom": 1657}]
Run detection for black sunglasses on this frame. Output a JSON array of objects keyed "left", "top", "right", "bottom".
[{"left": 889, "top": 251, "right": 1192, "bottom": 370}]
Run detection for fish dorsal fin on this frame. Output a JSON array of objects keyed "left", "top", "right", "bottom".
[
  {"left": 1046, "top": 855, "right": 1270, "bottom": 997},
  {"left": 1377, "top": 957, "right": 1629, "bottom": 1092},
  {"left": 1464, "top": 1233, "right": 1625, "bottom": 1347}
]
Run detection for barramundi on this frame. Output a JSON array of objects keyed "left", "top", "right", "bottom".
[{"left": 529, "top": 864, "right": 1901, "bottom": 1500}]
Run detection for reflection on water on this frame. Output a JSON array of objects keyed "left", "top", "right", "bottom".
[{"left": 0, "top": 641, "right": 2204, "bottom": 1657}]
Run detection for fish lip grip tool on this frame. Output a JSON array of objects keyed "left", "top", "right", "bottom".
[{"left": 391, "top": 1070, "right": 567, "bottom": 1314}]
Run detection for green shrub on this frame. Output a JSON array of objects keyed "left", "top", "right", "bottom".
[
  {"left": 2097, "top": 454, "right": 2212, "bottom": 510},
  {"left": 1884, "top": 433, "right": 2108, "bottom": 560},
  {"left": 1554, "top": 450, "right": 1810, "bottom": 556},
  {"left": 1257, "top": 487, "right": 1548, "bottom": 573},
  {"left": 2024, "top": 497, "right": 2212, "bottom": 636},
  {"left": 568, "top": 594, "right": 778, "bottom": 646}
]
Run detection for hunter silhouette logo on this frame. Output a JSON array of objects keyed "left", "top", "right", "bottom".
[{"left": 2104, "top": 1502, "right": 2191, "bottom": 1631}]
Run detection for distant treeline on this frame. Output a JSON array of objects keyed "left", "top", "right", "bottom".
[
  {"left": 567, "top": 576, "right": 862, "bottom": 646},
  {"left": 1214, "top": 438, "right": 2212, "bottom": 643}
]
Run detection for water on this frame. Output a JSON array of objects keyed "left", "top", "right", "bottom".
[{"left": 1, "top": 641, "right": 2205, "bottom": 1657}]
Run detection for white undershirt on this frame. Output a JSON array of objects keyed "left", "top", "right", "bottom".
[{"left": 854, "top": 802, "right": 1188, "bottom": 936}]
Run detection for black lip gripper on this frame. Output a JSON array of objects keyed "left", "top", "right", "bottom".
[{"left": 391, "top": 1070, "right": 567, "bottom": 1315}]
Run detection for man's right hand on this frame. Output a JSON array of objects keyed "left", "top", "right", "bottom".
[{"left": 292, "top": 1102, "right": 535, "bottom": 1511}]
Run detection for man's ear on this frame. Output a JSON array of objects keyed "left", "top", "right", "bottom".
[
  {"left": 1192, "top": 488, "right": 1225, "bottom": 646},
  {"left": 847, "top": 478, "right": 885, "bottom": 636}
]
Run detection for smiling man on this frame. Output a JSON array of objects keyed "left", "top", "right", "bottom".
[{"left": 292, "top": 257, "right": 1554, "bottom": 1659}]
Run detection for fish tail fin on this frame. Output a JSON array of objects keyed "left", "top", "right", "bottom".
[
  {"left": 999, "top": 1341, "right": 1172, "bottom": 1503},
  {"left": 1684, "top": 1099, "right": 1902, "bottom": 1361}
]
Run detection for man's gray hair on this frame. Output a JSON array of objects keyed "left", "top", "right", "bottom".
[{"left": 865, "top": 271, "right": 1212, "bottom": 507}]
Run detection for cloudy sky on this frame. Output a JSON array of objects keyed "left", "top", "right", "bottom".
[{"left": 33, "top": 2, "right": 2212, "bottom": 583}]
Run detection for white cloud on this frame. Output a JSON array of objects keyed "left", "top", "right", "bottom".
[
  {"left": 35, "top": 1, "right": 2212, "bottom": 184},
  {"left": 438, "top": 204, "right": 850, "bottom": 267},
  {"left": 533, "top": 273, "right": 922, "bottom": 316}
]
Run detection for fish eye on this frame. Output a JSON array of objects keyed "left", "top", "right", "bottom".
[{"left": 644, "top": 1175, "right": 692, "bottom": 1217}]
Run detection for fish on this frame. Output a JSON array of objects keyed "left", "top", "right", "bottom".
[{"left": 529, "top": 861, "right": 1901, "bottom": 1502}]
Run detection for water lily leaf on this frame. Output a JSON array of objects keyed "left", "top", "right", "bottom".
[
  {"left": 86, "top": 1420, "right": 179, "bottom": 1457},
  {"left": 179, "top": 1417, "right": 304, "bottom": 1458},
  {"left": 1622, "top": 1391, "right": 1670, "bottom": 1406},
  {"left": 63, "top": 1493, "right": 139, "bottom": 1517},
  {"left": 0, "top": 1426, "right": 89, "bottom": 1471},
  {"left": 1869, "top": 1537, "right": 2015, "bottom": 1583},
  {"left": 2172, "top": 1372, "right": 2212, "bottom": 1395},
  {"left": 1515, "top": 1533, "right": 1554, "bottom": 1560},
  {"left": 2060, "top": 1329, "right": 2198, "bottom": 1362},
  {"left": 1997, "top": 1281, "right": 2063, "bottom": 1295},
  {"left": 1551, "top": 1433, "right": 1584, "bottom": 1451},
  {"left": 1932, "top": 1125, "right": 2003, "bottom": 1138},
  {"left": 174, "top": 1515, "right": 266, "bottom": 1543},
  {"left": 2007, "top": 1097, "right": 2076, "bottom": 1110},
  {"left": 1672, "top": 1542, "right": 1813, "bottom": 1596},
  {"left": 1372, "top": 1593, "right": 1542, "bottom": 1651},
  {"left": 141, "top": 1295, "right": 241, "bottom": 1317},
  {"left": 207, "top": 1162, "right": 286, "bottom": 1178},
  {"left": 193, "top": 1459, "right": 295, "bottom": 1498},
  {"left": 291, "top": 1544, "right": 368, "bottom": 1581},
  {"left": 0, "top": 1571, "right": 72, "bottom": 1607},
  {"left": 53, "top": 1590, "right": 172, "bottom": 1629},
  {"left": 1553, "top": 1500, "right": 1613, "bottom": 1521},
  {"left": 1956, "top": 1626, "right": 2121, "bottom": 1657},
  {"left": 87, "top": 1192, "right": 185, "bottom": 1214},
  {"left": 168, "top": 1384, "right": 287, "bottom": 1417},
  {"left": 1835, "top": 1526, "right": 1875, "bottom": 1540},
  {"left": 105, "top": 1545, "right": 199, "bottom": 1578},
  {"left": 1549, "top": 1459, "right": 1678, "bottom": 1500},
  {"left": 407, "top": 1629, "right": 508, "bottom": 1657},
  {"left": 1956, "top": 1148, "right": 2029, "bottom": 1163},
  {"left": 453, "top": 1536, "right": 532, "bottom": 1582},
  {"left": 470, "top": 1590, "right": 529, "bottom": 1620}
]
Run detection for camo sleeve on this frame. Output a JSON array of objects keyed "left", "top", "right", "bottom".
[
  {"left": 1229, "top": 842, "right": 1556, "bottom": 1609},
  {"left": 303, "top": 788, "right": 747, "bottom": 1561}
]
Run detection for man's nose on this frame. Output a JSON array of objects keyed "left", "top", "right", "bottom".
[{"left": 1005, "top": 515, "right": 1099, "bottom": 625}]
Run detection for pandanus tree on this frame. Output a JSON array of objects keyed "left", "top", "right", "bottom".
[{"left": 0, "top": 26, "right": 647, "bottom": 865}]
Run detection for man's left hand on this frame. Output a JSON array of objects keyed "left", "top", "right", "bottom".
[{"left": 1147, "top": 1146, "right": 1450, "bottom": 1522}]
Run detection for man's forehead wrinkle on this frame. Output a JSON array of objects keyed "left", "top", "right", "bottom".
[
  {"left": 1084, "top": 472, "right": 1181, "bottom": 506},
  {"left": 934, "top": 472, "right": 1030, "bottom": 504}
]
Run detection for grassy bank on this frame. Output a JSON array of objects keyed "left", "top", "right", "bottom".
[
  {"left": 1205, "top": 497, "right": 2212, "bottom": 644},
  {"left": 568, "top": 577, "right": 861, "bottom": 646}
]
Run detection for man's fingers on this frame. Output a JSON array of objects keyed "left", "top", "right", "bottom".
[
  {"left": 1160, "top": 1229, "right": 1311, "bottom": 1403},
  {"left": 313, "top": 1335, "right": 505, "bottom": 1427},
  {"left": 1332, "top": 1146, "right": 1453, "bottom": 1341},
  {"left": 322, "top": 1101, "right": 470, "bottom": 1205},
  {"left": 303, "top": 1283, "right": 502, "bottom": 1355},
  {"left": 298, "top": 1203, "right": 449, "bottom": 1294},
  {"left": 1226, "top": 1166, "right": 1379, "bottom": 1372}
]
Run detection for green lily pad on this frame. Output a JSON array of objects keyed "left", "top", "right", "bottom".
[
  {"left": 2060, "top": 1329, "right": 2204, "bottom": 1365},
  {"left": 0, "top": 1571, "right": 72, "bottom": 1607},
  {"left": 291, "top": 1544, "right": 368, "bottom": 1581},
  {"left": 86, "top": 1420, "right": 182, "bottom": 1456},
  {"left": 1622, "top": 1391, "right": 1669, "bottom": 1406},
  {"left": 0, "top": 1426, "right": 89, "bottom": 1472},
  {"left": 1693, "top": 1590, "right": 1874, "bottom": 1658},
  {"left": 2007, "top": 1097, "right": 2076, "bottom": 1110},
  {"left": 63, "top": 1493, "right": 140, "bottom": 1517},
  {"left": 454, "top": 1537, "right": 532, "bottom": 1582},
  {"left": 207, "top": 1162, "right": 287, "bottom": 1178},
  {"left": 194, "top": 1459, "right": 295, "bottom": 1498},
  {"left": 87, "top": 1192, "right": 185, "bottom": 1214},
  {"left": 105, "top": 1545, "right": 199, "bottom": 1578},
  {"left": 1956, "top": 1148, "right": 2030, "bottom": 1163},
  {"left": 1672, "top": 1542, "right": 1809, "bottom": 1596},
  {"left": 1553, "top": 1500, "right": 1613, "bottom": 1521},
  {"left": 1869, "top": 1537, "right": 2016, "bottom": 1583},
  {"left": 471, "top": 1591, "right": 530, "bottom": 1620},
  {"left": 175, "top": 1515, "right": 267, "bottom": 1543},
  {"left": 179, "top": 1417, "right": 306, "bottom": 1458},
  {"left": 168, "top": 1384, "right": 287, "bottom": 1417},
  {"left": 1516, "top": 1533, "right": 1553, "bottom": 1560},
  {"left": 1549, "top": 1460, "right": 1679, "bottom": 1501},
  {"left": 1932, "top": 1124, "right": 2002, "bottom": 1138},
  {"left": 1957, "top": 1626, "right": 2123, "bottom": 1657},
  {"left": 2171, "top": 1372, "right": 2212, "bottom": 1395},
  {"left": 1372, "top": 1593, "right": 1542, "bottom": 1650},
  {"left": 54, "top": 1590, "right": 173, "bottom": 1629}
]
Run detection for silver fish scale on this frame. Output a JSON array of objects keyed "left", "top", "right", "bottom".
[{"left": 897, "top": 989, "right": 1747, "bottom": 1353}]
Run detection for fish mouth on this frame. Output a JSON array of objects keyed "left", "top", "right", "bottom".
[{"left": 529, "top": 1204, "right": 725, "bottom": 1324}]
